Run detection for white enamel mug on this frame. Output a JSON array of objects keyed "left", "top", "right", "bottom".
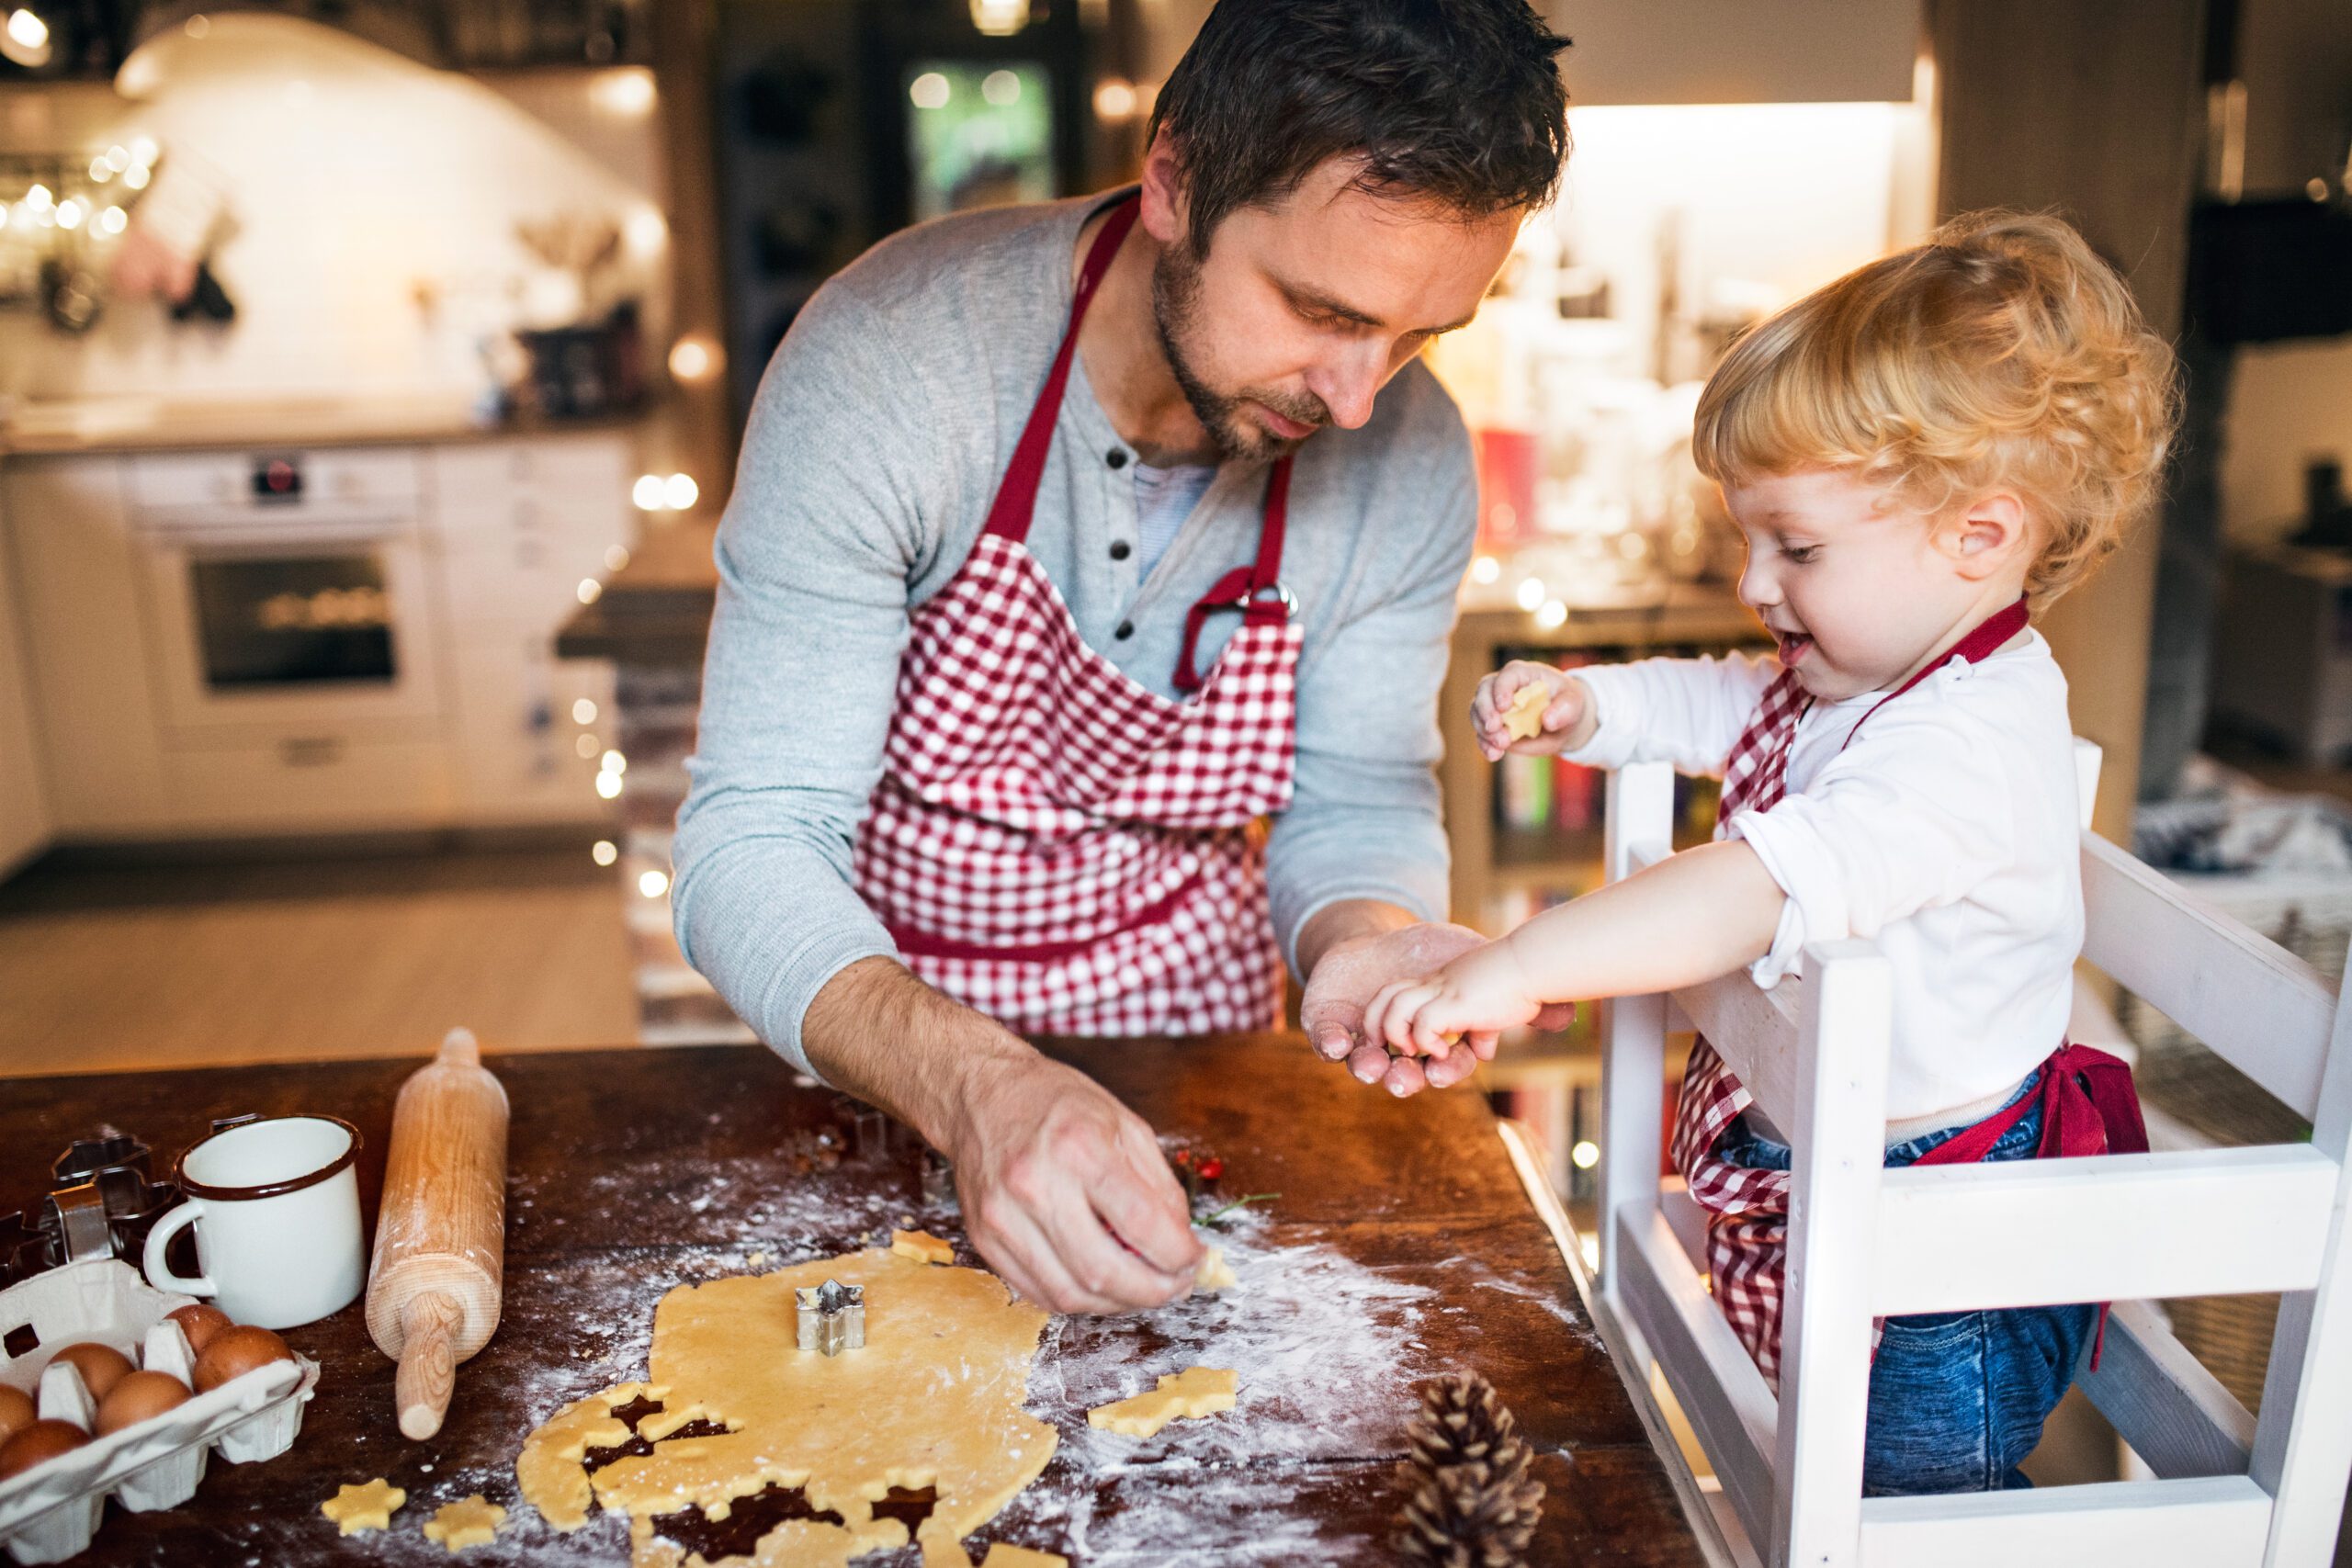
[{"left": 142, "top": 1114, "right": 366, "bottom": 1330}]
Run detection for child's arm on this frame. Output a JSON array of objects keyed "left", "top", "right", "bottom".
[
  {"left": 1362, "top": 840, "right": 1786, "bottom": 1055},
  {"left": 1472, "top": 652, "right": 1780, "bottom": 772}
]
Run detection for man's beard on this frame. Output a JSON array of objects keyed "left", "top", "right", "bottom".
[{"left": 1151, "top": 241, "right": 1329, "bottom": 463}]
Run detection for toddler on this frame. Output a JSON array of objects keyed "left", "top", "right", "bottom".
[{"left": 1365, "top": 210, "right": 2178, "bottom": 1494}]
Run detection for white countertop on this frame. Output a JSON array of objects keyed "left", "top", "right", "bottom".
[{"left": 0, "top": 394, "right": 644, "bottom": 457}]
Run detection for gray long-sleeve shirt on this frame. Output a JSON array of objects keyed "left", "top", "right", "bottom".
[{"left": 672, "top": 188, "right": 1476, "bottom": 1074}]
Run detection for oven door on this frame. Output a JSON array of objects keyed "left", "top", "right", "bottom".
[{"left": 135, "top": 517, "right": 447, "bottom": 739}]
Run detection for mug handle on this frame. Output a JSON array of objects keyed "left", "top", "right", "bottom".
[{"left": 141, "top": 1201, "right": 216, "bottom": 1297}]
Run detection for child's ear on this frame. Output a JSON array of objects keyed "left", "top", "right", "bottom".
[{"left": 1941, "top": 491, "right": 2031, "bottom": 581}]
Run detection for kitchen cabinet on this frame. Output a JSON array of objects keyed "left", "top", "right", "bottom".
[
  {"left": 0, "top": 430, "right": 634, "bottom": 841},
  {"left": 1544, "top": 0, "right": 1922, "bottom": 107},
  {"left": 0, "top": 482, "right": 54, "bottom": 876}
]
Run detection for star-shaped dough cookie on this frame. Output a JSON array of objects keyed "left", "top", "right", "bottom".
[
  {"left": 423, "top": 1495, "right": 507, "bottom": 1551},
  {"left": 321, "top": 1478, "right": 407, "bottom": 1535},
  {"left": 1502, "top": 682, "right": 1551, "bottom": 741},
  {"left": 891, "top": 1228, "right": 954, "bottom": 1265},
  {"left": 1086, "top": 1367, "right": 1238, "bottom": 1438}
]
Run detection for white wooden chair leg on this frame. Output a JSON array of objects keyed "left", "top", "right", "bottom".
[
  {"left": 2254, "top": 961, "right": 2352, "bottom": 1566},
  {"left": 1773, "top": 942, "right": 1894, "bottom": 1568},
  {"left": 1600, "top": 762, "right": 1676, "bottom": 1297}
]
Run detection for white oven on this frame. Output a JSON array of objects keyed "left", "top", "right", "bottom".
[{"left": 128, "top": 449, "right": 447, "bottom": 745}]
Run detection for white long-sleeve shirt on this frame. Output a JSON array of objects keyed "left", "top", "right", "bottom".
[{"left": 1566, "top": 634, "right": 2083, "bottom": 1124}]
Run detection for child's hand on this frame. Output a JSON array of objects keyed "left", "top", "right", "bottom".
[
  {"left": 1473, "top": 662, "right": 1590, "bottom": 761},
  {"left": 1361, "top": 938, "right": 1544, "bottom": 1059}
]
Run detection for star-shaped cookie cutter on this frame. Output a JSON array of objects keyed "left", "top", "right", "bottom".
[{"left": 795, "top": 1278, "right": 865, "bottom": 1356}]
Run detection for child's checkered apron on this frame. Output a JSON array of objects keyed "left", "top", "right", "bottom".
[{"left": 852, "top": 196, "right": 1299, "bottom": 1036}]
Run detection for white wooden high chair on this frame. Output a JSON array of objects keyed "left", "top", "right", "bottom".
[{"left": 1555, "top": 747, "right": 2352, "bottom": 1567}]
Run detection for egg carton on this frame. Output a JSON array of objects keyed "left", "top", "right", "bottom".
[{"left": 0, "top": 1258, "right": 319, "bottom": 1565}]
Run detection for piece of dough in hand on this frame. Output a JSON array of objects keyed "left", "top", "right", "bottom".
[
  {"left": 1194, "top": 1245, "right": 1238, "bottom": 1292},
  {"left": 1087, "top": 1367, "right": 1238, "bottom": 1438},
  {"left": 1502, "top": 682, "right": 1551, "bottom": 741}
]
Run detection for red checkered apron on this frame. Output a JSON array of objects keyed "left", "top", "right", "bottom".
[
  {"left": 1667, "top": 600, "right": 2145, "bottom": 1389},
  {"left": 850, "top": 197, "right": 1299, "bottom": 1036}
]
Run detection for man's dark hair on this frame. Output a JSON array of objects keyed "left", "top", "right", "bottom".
[{"left": 1148, "top": 0, "right": 1571, "bottom": 256}]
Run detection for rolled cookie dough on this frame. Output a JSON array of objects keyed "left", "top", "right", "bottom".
[
  {"left": 1086, "top": 1367, "right": 1238, "bottom": 1438},
  {"left": 517, "top": 1249, "right": 1054, "bottom": 1567}
]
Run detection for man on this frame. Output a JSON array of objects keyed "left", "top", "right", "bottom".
[{"left": 673, "top": 0, "right": 1570, "bottom": 1313}]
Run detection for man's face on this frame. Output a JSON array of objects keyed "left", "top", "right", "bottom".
[{"left": 1145, "top": 154, "right": 1521, "bottom": 462}]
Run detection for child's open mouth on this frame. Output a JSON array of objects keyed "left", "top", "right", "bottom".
[{"left": 1775, "top": 630, "right": 1813, "bottom": 667}]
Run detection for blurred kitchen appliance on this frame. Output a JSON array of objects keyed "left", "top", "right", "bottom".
[
  {"left": 4, "top": 434, "right": 628, "bottom": 838},
  {"left": 2212, "top": 461, "right": 2352, "bottom": 762},
  {"left": 130, "top": 449, "right": 447, "bottom": 742}
]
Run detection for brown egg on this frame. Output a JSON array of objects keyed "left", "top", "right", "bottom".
[
  {"left": 164, "top": 1303, "right": 234, "bottom": 1356},
  {"left": 95, "top": 1371, "right": 191, "bottom": 1437},
  {"left": 0, "top": 1386, "right": 34, "bottom": 1444},
  {"left": 192, "top": 1325, "right": 292, "bottom": 1393},
  {"left": 47, "top": 1343, "right": 133, "bottom": 1402},
  {"left": 0, "top": 1420, "right": 88, "bottom": 1481}
]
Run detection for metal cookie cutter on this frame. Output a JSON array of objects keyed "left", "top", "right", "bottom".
[
  {"left": 796, "top": 1280, "right": 865, "bottom": 1356},
  {"left": 922, "top": 1149, "right": 956, "bottom": 1209},
  {"left": 3, "top": 1129, "right": 184, "bottom": 1283}
]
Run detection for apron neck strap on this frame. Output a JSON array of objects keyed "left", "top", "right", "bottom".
[
  {"left": 981, "top": 196, "right": 1141, "bottom": 545},
  {"left": 1172, "top": 456, "right": 1294, "bottom": 694},
  {"left": 1840, "top": 596, "right": 2030, "bottom": 751}
]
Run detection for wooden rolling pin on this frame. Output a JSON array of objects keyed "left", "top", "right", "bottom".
[{"left": 365, "top": 1028, "right": 510, "bottom": 1439}]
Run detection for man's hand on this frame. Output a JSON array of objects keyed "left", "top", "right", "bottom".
[
  {"left": 803, "top": 956, "right": 1201, "bottom": 1315},
  {"left": 942, "top": 1050, "right": 1203, "bottom": 1314},
  {"left": 1298, "top": 912, "right": 1572, "bottom": 1097},
  {"left": 1362, "top": 936, "right": 1544, "bottom": 1058}
]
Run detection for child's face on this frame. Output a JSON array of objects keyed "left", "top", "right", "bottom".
[{"left": 1724, "top": 468, "right": 1984, "bottom": 702}]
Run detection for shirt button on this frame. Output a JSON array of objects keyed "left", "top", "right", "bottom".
[
  {"left": 1106, "top": 449, "right": 1129, "bottom": 469},
  {"left": 1109, "top": 540, "right": 1132, "bottom": 560},
  {"left": 1114, "top": 620, "right": 1135, "bottom": 640}
]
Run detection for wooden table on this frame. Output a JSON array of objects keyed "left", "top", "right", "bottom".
[{"left": 2, "top": 1038, "right": 1709, "bottom": 1566}]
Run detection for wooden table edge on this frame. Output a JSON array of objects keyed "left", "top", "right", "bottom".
[{"left": 1495, "top": 1117, "right": 1742, "bottom": 1568}]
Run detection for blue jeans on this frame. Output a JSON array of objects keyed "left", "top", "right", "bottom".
[{"left": 1713, "top": 1081, "right": 2098, "bottom": 1494}]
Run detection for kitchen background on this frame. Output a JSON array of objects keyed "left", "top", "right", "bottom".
[{"left": 1, "top": 0, "right": 2350, "bottom": 1500}]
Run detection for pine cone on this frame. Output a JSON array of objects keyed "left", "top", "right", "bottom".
[{"left": 1395, "top": 1372, "right": 1546, "bottom": 1567}]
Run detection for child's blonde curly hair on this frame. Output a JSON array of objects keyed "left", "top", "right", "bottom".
[{"left": 1690, "top": 210, "right": 2181, "bottom": 607}]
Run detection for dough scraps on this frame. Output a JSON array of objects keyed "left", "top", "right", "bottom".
[
  {"left": 1194, "top": 1246, "right": 1238, "bottom": 1292},
  {"left": 1086, "top": 1367, "right": 1239, "bottom": 1438},
  {"left": 980, "top": 1547, "right": 1068, "bottom": 1568},
  {"left": 516, "top": 1249, "right": 1054, "bottom": 1568},
  {"left": 890, "top": 1229, "right": 955, "bottom": 1266},
  {"left": 1502, "top": 682, "right": 1551, "bottom": 741},
  {"left": 423, "top": 1495, "right": 507, "bottom": 1551},
  {"left": 321, "top": 1478, "right": 407, "bottom": 1535},
  {"left": 516, "top": 1381, "right": 661, "bottom": 1531}
]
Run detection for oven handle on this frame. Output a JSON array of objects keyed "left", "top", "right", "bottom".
[{"left": 135, "top": 516, "right": 419, "bottom": 548}]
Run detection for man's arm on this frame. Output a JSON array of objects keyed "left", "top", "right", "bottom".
[
  {"left": 673, "top": 284, "right": 1199, "bottom": 1313},
  {"left": 802, "top": 959, "right": 1201, "bottom": 1313}
]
